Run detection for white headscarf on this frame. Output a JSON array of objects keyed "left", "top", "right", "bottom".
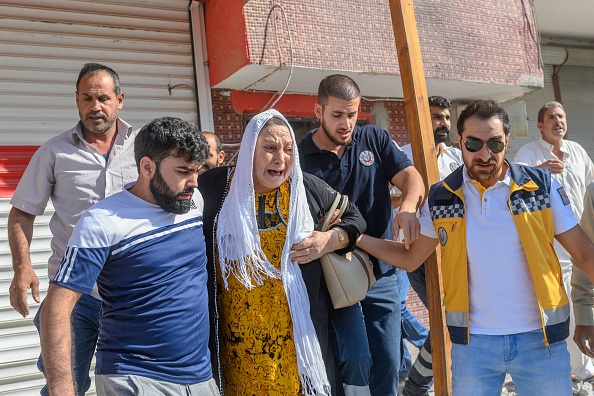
[{"left": 216, "top": 109, "right": 330, "bottom": 395}]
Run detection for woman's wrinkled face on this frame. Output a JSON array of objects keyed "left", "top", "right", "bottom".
[{"left": 252, "top": 124, "right": 294, "bottom": 193}]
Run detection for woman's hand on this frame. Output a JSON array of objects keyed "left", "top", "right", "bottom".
[{"left": 289, "top": 230, "right": 339, "bottom": 264}]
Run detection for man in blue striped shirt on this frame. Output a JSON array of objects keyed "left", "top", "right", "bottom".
[{"left": 40, "top": 117, "right": 219, "bottom": 396}]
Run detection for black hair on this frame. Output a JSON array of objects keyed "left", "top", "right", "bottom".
[
  {"left": 428, "top": 96, "right": 452, "bottom": 109},
  {"left": 76, "top": 63, "right": 121, "bottom": 95},
  {"left": 318, "top": 74, "right": 361, "bottom": 106},
  {"left": 537, "top": 101, "right": 564, "bottom": 123},
  {"left": 457, "top": 100, "right": 510, "bottom": 136},
  {"left": 134, "top": 117, "right": 209, "bottom": 170}
]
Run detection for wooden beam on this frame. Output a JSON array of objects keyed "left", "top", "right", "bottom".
[{"left": 387, "top": 0, "right": 452, "bottom": 394}]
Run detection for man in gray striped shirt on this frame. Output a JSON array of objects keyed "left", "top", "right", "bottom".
[{"left": 8, "top": 63, "right": 138, "bottom": 396}]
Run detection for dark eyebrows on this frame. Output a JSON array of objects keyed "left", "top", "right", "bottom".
[
  {"left": 81, "top": 93, "right": 111, "bottom": 99},
  {"left": 178, "top": 165, "right": 201, "bottom": 172}
]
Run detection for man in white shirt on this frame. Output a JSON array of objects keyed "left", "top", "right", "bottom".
[
  {"left": 358, "top": 99, "right": 594, "bottom": 395},
  {"left": 514, "top": 101, "right": 594, "bottom": 382},
  {"left": 399, "top": 96, "right": 463, "bottom": 180}
]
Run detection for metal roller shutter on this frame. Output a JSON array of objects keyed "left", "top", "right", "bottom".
[
  {"left": 0, "top": 0, "right": 198, "bottom": 145},
  {"left": 0, "top": 1, "right": 198, "bottom": 393},
  {"left": 551, "top": 66, "right": 594, "bottom": 155},
  {"left": 0, "top": 199, "right": 55, "bottom": 395}
]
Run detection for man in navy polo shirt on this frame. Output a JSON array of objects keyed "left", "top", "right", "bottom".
[
  {"left": 298, "top": 74, "right": 425, "bottom": 396},
  {"left": 40, "top": 117, "right": 219, "bottom": 396}
]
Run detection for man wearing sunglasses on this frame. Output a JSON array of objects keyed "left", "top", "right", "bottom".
[
  {"left": 357, "top": 99, "right": 594, "bottom": 394},
  {"left": 514, "top": 101, "right": 594, "bottom": 384}
]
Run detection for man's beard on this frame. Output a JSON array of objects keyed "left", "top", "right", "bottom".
[
  {"left": 433, "top": 126, "right": 449, "bottom": 144},
  {"left": 320, "top": 117, "right": 353, "bottom": 146},
  {"left": 80, "top": 110, "right": 118, "bottom": 135},
  {"left": 466, "top": 158, "right": 502, "bottom": 183},
  {"left": 150, "top": 168, "right": 193, "bottom": 214}
]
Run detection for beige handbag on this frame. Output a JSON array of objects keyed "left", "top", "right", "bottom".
[{"left": 319, "top": 193, "right": 376, "bottom": 309}]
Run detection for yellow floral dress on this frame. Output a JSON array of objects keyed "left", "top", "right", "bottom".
[{"left": 217, "top": 179, "right": 301, "bottom": 395}]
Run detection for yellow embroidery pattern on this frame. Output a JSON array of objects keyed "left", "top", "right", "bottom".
[{"left": 218, "top": 180, "right": 301, "bottom": 395}]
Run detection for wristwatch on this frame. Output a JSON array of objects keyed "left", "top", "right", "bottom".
[{"left": 333, "top": 228, "right": 345, "bottom": 244}]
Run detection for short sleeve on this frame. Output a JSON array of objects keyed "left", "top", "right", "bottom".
[
  {"left": 378, "top": 129, "right": 413, "bottom": 182},
  {"left": 10, "top": 145, "right": 54, "bottom": 215},
  {"left": 419, "top": 200, "right": 437, "bottom": 239},
  {"left": 550, "top": 178, "right": 578, "bottom": 235},
  {"left": 50, "top": 211, "right": 110, "bottom": 295}
]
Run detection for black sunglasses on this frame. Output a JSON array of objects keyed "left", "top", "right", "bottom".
[{"left": 463, "top": 138, "right": 506, "bottom": 153}]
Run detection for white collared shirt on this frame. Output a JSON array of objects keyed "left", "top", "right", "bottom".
[
  {"left": 400, "top": 142, "right": 463, "bottom": 180},
  {"left": 514, "top": 138, "right": 594, "bottom": 263},
  {"left": 419, "top": 165, "right": 576, "bottom": 334}
]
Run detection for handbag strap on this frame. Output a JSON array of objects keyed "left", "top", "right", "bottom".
[
  {"left": 336, "top": 194, "right": 349, "bottom": 219},
  {"left": 321, "top": 193, "right": 348, "bottom": 232}
]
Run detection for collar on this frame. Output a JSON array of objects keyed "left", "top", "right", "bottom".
[
  {"left": 462, "top": 162, "right": 512, "bottom": 190},
  {"left": 300, "top": 130, "right": 322, "bottom": 155},
  {"left": 71, "top": 118, "right": 133, "bottom": 143},
  {"left": 537, "top": 137, "right": 568, "bottom": 155},
  {"left": 301, "top": 127, "right": 358, "bottom": 155},
  {"left": 445, "top": 160, "right": 519, "bottom": 192},
  {"left": 441, "top": 160, "right": 539, "bottom": 201}
]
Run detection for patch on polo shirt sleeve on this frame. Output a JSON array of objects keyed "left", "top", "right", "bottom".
[{"left": 557, "top": 187, "right": 571, "bottom": 206}]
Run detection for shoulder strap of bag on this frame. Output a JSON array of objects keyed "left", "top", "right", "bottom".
[{"left": 321, "top": 193, "right": 342, "bottom": 232}]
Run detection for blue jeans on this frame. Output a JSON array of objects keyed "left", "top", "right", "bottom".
[
  {"left": 331, "top": 302, "right": 372, "bottom": 394},
  {"left": 34, "top": 293, "right": 102, "bottom": 396},
  {"left": 397, "top": 269, "right": 429, "bottom": 379},
  {"left": 331, "top": 268, "right": 401, "bottom": 396},
  {"left": 451, "top": 330, "right": 572, "bottom": 396},
  {"left": 363, "top": 268, "right": 402, "bottom": 396}
]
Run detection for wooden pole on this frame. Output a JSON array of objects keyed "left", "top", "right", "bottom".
[{"left": 387, "top": 0, "right": 452, "bottom": 394}]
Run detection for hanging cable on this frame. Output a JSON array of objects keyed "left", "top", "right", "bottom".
[{"left": 255, "top": 3, "right": 294, "bottom": 112}]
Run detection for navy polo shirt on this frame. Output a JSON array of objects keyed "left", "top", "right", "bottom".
[{"left": 298, "top": 124, "right": 412, "bottom": 271}]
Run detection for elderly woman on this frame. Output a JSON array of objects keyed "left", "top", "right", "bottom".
[{"left": 198, "top": 110, "right": 366, "bottom": 395}]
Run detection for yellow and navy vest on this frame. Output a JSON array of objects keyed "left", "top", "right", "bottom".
[{"left": 428, "top": 161, "right": 569, "bottom": 346}]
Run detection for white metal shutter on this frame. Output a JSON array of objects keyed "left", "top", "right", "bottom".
[
  {"left": 552, "top": 66, "right": 594, "bottom": 155},
  {"left": 507, "top": 65, "right": 555, "bottom": 160},
  {"left": 0, "top": 0, "right": 198, "bottom": 146},
  {"left": 0, "top": 199, "right": 54, "bottom": 395},
  {"left": 0, "top": 1, "right": 197, "bottom": 394}
]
